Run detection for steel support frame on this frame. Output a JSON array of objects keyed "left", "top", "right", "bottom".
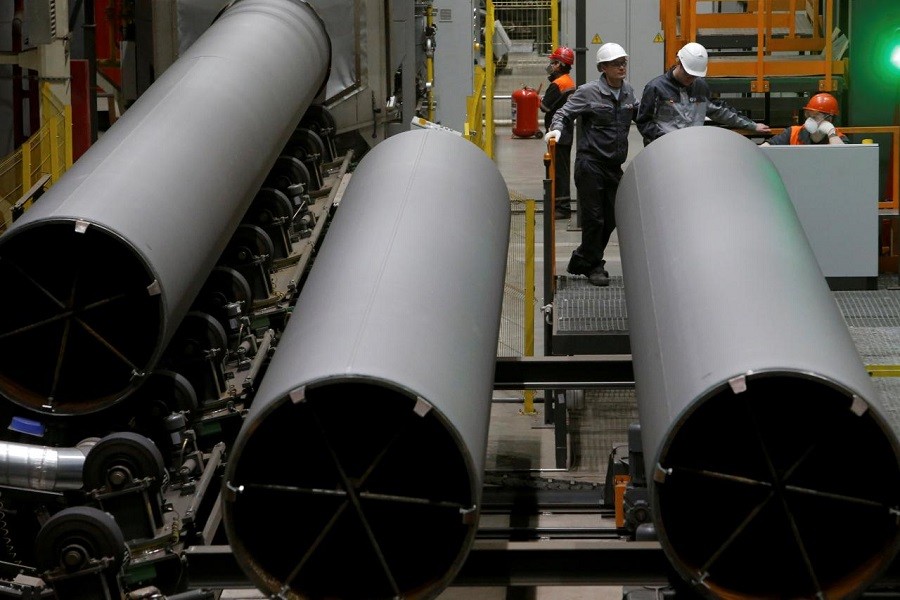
[
  {"left": 183, "top": 540, "right": 900, "bottom": 590},
  {"left": 183, "top": 541, "right": 674, "bottom": 589},
  {"left": 496, "top": 352, "right": 635, "bottom": 471}
]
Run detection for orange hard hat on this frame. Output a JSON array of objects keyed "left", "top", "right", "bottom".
[
  {"left": 548, "top": 46, "right": 575, "bottom": 66},
  {"left": 804, "top": 93, "right": 839, "bottom": 116}
]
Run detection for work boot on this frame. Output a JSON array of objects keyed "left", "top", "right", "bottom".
[
  {"left": 566, "top": 253, "right": 592, "bottom": 276},
  {"left": 554, "top": 197, "right": 571, "bottom": 220},
  {"left": 588, "top": 265, "right": 609, "bottom": 287}
]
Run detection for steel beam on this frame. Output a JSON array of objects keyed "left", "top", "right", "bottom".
[{"left": 493, "top": 356, "right": 634, "bottom": 389}]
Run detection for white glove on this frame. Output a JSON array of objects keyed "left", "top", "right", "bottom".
[
  {"left": 544, "top": 129, "right": 561, "bottom": 143},
  {"left": 817, "top": 120, "right": 836, "bottom": 137}
]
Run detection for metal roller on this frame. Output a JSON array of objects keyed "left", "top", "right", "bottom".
[
  {"left": 616, "top": 126, "right": 900, "bottom": 598},
  {"left": 0, "top": 438, "right": 96, "bottom": 491},
  {"left": 0, "top": 0, "right": 330, "bottom": 415},
  {"left": 222, "top": 129, "right": 510, "bottom": 599}
]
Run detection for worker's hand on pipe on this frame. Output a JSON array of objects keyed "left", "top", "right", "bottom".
[
  {"left": 754, "top": 122, "right": 771, "bottom": 134},
  {"left": 544, "top": 129, "right": 561, "bottom": 144},
  {"left": 817, "top": 120, "right": 836, "bottom": 137}
]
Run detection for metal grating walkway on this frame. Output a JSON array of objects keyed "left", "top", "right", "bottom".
[
  {"left": 553, "top": 279, "right": 900, "bottom": 436},
  {"left": 555, "top": 276, "right": 629, "bottom": 333},
  {"left": 552, "top": 276, "right": 630, "bottom": 354}
]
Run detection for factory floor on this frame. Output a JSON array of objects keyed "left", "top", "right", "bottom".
[{"left": 220, "top": 55, "right": 900, "bottom": 599}]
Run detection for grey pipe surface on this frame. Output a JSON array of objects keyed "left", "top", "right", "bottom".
[
  {"left": 616, "top": 126, "right": 900, "bottom": 599},
  {"left": 222, "top": 129, "right": 510, "bottom": 599},
  {"left": 0, "top": 439, "right": 95, "bottom": 490},
  {"left": 0, "top": 0, "right": 329, "bottom": 415}
]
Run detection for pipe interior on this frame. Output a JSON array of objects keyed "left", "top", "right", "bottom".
[
  {"left": 227, "top": 382, "right": 476, "bottom": 599},
  {"left": 655, "top": 375, "right": 900, "bottom": 598},
  {"left": 0, "top": 222, "right": 161, "bottom": 414}
]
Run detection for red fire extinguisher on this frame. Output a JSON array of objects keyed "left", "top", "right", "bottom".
[{"left": 511, "top": 85, "right": 542, "bottom": 139}]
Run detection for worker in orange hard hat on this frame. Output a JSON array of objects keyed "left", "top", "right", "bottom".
[
  {"left": 540, "top": 46, "right": 576, "bottom": 219},
  {"left": 761, "top": 93, "right": 848, "bottom": 146}
]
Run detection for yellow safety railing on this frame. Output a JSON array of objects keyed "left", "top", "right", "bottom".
[
  {"left": 522, "top": 198, "right": 536, "bottom": 415},
  {"left": 466, "top": 65, "right": 487, "bottom": 149},
  {"left": 499, "top": 193, "right": 538, "bottom": 416},
  {"left": 662, "top": 0, "right": 844, "bottom": 92},
  {"left": 466, "top": 1, "right": 496, "bottom": 158},
  {"left": 0, "top": 83, "right": 72, "bottom": 232},
  {"left": 866, "top": 364, "right": 900, "bottom": 378},
  {"left": 550, "top": 0, "right": 558, "bottom": 52},
  {"left": 484, "top": 0, "right": 495, "bottom": 159}
]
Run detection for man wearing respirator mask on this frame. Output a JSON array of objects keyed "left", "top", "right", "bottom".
[{"left": 760, "top": 93, "right": 848, "bottom": 146}]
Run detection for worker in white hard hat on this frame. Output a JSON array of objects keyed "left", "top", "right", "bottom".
[
  {"left": 635, "top": 42, "right": 770, "bottom": 146},
  {"left": 543, "top": 42, "right": 638, "bottom": 287}
]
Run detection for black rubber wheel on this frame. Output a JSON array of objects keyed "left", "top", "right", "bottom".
[
  {"left": 265, "top": 154, "right": 310, "bottom": 193},
  {"left": 195, "top": 266, "right": 254, "bottom": 323},
  {"left": 82, "top": 432, "right": 167, "bottom": 493},
  {"left": 34, "top": 507, "right": 126, "bottom": 572},
  {"left": 223, "top": 224, "right": 275, "bottom": 268}
]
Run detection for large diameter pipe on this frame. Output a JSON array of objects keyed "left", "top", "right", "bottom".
[
  {"left": 222, "top": 129, "right": 510, "bottom": 599},
  {"left": 616, "top": 126, "right": 900, "bottom": 599},
  {"left": 0, "top": 0, "right": 330, "bottom": 415}
]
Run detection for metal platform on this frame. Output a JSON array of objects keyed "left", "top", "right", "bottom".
[
  {"left": 552, "top": 277, "right": 900, "bottom": 437},
  {"left": 552, "top": 275, "right": 630, "bottom": 354}
]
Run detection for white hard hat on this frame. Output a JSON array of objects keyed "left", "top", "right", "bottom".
[
  {"left": 596, "top": 43, "right": 628, "bottom": 64},
  {"left": 677, "top": 42, "right": 708, "bottom": 77}
]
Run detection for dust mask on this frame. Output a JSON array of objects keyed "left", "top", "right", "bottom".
[{"left": 803, "top": 117, "right": 819, "bottom": 134}]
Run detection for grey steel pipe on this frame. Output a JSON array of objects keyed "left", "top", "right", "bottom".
[
  {"left": 222, "top": 129, "right": 510, "bottom": 599},
  {"left": 0, "top": 0, "right": 330, "bottom": 415},
  {"left": 0, "top": 438, "right": 96, "bottom": 490},
  {"left": 616, "top": 126, "right": 900, "bottom": 599}
]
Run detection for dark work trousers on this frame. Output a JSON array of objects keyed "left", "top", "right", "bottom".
[
  {"left": 553, "top": 143, "right": 572, "bottom": 211},
  {"left": 571, "top": 156, "right": 623, "bottom": 270}
]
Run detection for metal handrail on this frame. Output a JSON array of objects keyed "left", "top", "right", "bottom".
[
  {"left": 0, "top": 83, "right": 72, "bottom": 233},
  {"left": 661, "top": 0, "right": 843, "bottom": 92}
]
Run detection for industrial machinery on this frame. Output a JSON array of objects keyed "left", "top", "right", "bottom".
[
  {"left": 0, "top": 1, "right": 520, "bottom": 597},
  {"left": 0, "top": 0, "right": 348, "bottom": 597}
]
